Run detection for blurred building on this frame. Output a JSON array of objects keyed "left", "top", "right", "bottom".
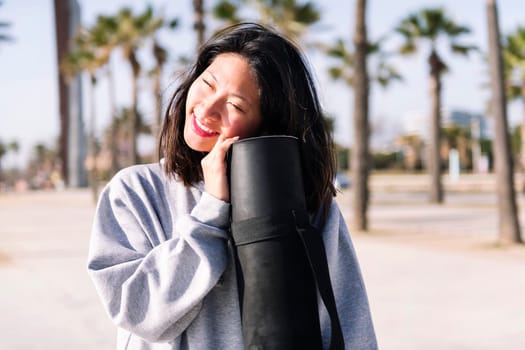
[
  {"left": 443, "top": 109, "right": 491, "bottom": 140},
  {"left": 443, "top": 109, "right": 491, "bottom": 173},
  {"left": 401, "top": 109, "right": 491, "bottom": 141},
  {"left": 397, "top": 109, "right": 491, "bottom": 172}
]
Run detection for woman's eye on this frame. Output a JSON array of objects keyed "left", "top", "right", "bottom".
[
  {"left": 228, "top": 102, "right": 244, "bottom": 112},
  {"left": 202, "top": 78, "right": 212, "bottom": 88}
]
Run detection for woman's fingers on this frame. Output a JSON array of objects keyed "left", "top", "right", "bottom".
[
  {"left": 201, "top": 135, "right": 239, "bottom": 202},
  {"left": 214, "top": 135, "right": 239, "bottom": 156}
]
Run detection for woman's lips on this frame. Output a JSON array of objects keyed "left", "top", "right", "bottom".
[{"left": 191, "top": 114, "right": 219, "bottom": 137}]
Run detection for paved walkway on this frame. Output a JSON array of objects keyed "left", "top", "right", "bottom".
[
  {"left": 0, "top": 174, "right": 524, "bottom": 349},
  {"left": 0, "top": 190, "right": 115, "bottom": 349}
]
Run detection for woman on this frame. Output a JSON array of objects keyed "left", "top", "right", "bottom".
[{"left": 88, "top": 23, "right": 377, "bottom": 349}]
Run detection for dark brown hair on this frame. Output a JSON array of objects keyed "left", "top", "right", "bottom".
[{"left": 159, "top": 23, "right": 336, "bottom": 216}]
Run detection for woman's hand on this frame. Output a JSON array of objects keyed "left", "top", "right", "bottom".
[{"left": 201, "top": 134, "right": 239, "bottom": 202}]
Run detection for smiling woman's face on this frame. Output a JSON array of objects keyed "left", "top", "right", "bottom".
[{"left": 183, "top": 53, "right": 262, "bottom": 152}]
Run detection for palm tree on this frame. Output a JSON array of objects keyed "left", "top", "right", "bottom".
[
  {"left": 486, "top": 0, "right": 522, "bottom": 244},
  {"left": 25, "top": 142, "right": 60, "bottom": 188},
  {"left": 151, "top": 18, "right": 177, "bottom": 159},
  {"left": 193, "top": 0, "right": 206, "bottom": 47},
  {"left": 396, "top": 8, "right": 476, "bottom": 203},
  {"left": 89, "top": 15, "right": 120, "bottom": 176},
  {"left": 87, "top": 11, "right": 176, "bottom": 171},
  {"left": 212, "top": 0, "right": 241, "bottom": 27},
  {"left": 53, "top": 0, "right": 71, "bottom": 185},
  {"left": 351, "top": 0, "right": 369, "bottom": 231},
  {"left": 253, "top": 0, "right": 319, "bottom": 38},
  {"left": 502, "top": 26, "right": 525, "bottom": 173},
  {"left": 325, "top": 14, "right": 400, "bottom": 232},
  {"left": 0, "top": 140, "right": 18, "bottom": 183},
  {"left": 212, "top": 0, "right": 320, "bottom": 39},
  {"left": 114, "top": 8, "right": 143, "bottom": 166},
  {"left": 326, "top": 37, "right": 402, "bottom": 87},
  {"left": 396, "top": 134, "right": 424, "bottom": 170},
  {"left": 101, "top": 107, "right": 151, "bottom": 175},
  {"left": 114, "top": 6, "right": 164, "bottom": 165},
  {"left": 62, "top": 30, "right": 104, "bottom": 202},
  {"left": 151, "top": 40, "right": 167, "bottom": 158}
]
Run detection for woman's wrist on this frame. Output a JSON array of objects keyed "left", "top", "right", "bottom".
[{"left": 190, "top": 192, "right": 231, "bottom": 229}]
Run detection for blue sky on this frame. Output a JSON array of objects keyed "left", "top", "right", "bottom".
[{"left": 1, "top": 0, "right": 524, "bottom": 168}]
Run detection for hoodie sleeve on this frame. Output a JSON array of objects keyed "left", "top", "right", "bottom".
[
  {"left": 87, "top": 169, "right": 231, "bottom": 343},
  {"left": 319, "top": 199, "right": 378, "bottom": 350}
]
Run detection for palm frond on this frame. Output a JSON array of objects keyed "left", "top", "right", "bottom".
[
  {"left": 294, "top": 2, "right": 320, "bottom": 25},
  {"left": 450, "top": 43, "right": 477, "bottom": 56},
  {"left": 399, "top": 41, "right": 416, "bottom": 55},
  {"left": 213, "top": 0, "right": 241, "bottom": 23}
]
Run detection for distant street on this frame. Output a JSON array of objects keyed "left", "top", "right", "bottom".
[{"left": 0, "top": 173, "right": 524, "bottom": 350}]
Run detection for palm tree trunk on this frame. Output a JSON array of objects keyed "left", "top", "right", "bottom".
[
  {"left": 351, "top": 0, "right": 369, "bottom": 231},
  {"left": 88, "top": 76, "right": 99, "bottom": 203},
  {"left": 153, "top": 65, "right": 162, "bottom": 159},
  {"left": 193, "top": 0, "right": 206, "bottom": 48},
  {"left": 129, "top": 51, "right": 140, "bottom": 165},
  {"left": 428, "top": 50, "right": 444, "bottom": 203},
  {"left": 486, "top": 0, "right": 522, "bottom": 244},
  {"left": 520, "top": 84, "right": 525, "bottom": 179},
  {"left": 107, "top": 66, "right": 119, "bottom": 176},
  {"left": 152, "top": 40, "right": 166, "bottom": 160},
  {"left": 0, "top": 144, "right": 4, "bottom": 183},
  {"left": 53, "top": 0, "right": 70, "bottom": 186}
]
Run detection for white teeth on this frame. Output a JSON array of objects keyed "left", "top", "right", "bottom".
[{"left": 195, "top": 117, "right": 217, "bottom": 134}]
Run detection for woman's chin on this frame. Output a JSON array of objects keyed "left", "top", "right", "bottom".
[{"left": 184, "top": 134, "right": 215, "bottom": 152}]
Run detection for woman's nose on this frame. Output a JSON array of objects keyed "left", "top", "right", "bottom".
[{"left": 199, "top": 96, "right": 222, "bottom": 120}]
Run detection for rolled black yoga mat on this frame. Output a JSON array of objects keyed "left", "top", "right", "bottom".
[{"left": 228, "top": 135, "right": 344, "bottom": 350}]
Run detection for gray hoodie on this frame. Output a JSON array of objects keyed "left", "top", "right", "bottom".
[{"left": 88, "top": 162, "right": 377, "bottom": 349}]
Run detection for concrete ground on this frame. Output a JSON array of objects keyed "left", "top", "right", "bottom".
[{"left": 0, "top": 173, "right": 524, "bottom": 349}]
